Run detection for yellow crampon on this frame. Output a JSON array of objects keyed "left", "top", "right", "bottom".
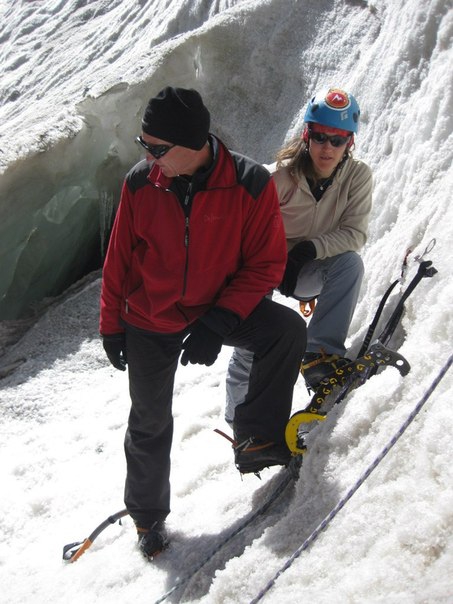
[{"left": 285, "top": 411, "right": 326, "bottom": 454}]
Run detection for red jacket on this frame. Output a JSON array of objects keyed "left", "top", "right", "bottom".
[{"left": 100, "top": 137, "right": 286, "bottom": 335}]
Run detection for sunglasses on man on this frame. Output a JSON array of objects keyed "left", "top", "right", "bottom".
[
  {"left": 309, "top": 130, "right": 351, "bottom": 148},
  {"left": 135, "top": 136, "right": 175, "bottom": 159}
]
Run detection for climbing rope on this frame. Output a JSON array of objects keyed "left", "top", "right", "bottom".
[
  {"left": 249, "top": 352, "right": 453, "bottom": 604},
  {"left": 153, "top": 457, "right": 301, "bottom": 604}
]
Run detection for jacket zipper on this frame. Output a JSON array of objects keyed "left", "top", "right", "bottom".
[
  {"left": 125, "top": 183, "right": 193, "bottom": 315},
  {"left": 182, "top": 184, "right": 192, "bottom": 297}
]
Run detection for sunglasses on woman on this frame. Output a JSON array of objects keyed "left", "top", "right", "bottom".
[
  {"left": 135, "top": 136, "right": 175, "bottom": 158},
  {"left": 309, "top": 130, "right": 351, "bottom": 148}
]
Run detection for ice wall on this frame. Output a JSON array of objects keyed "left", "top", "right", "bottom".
[
  {"left": 0, "top": 0, "right": 337, "bottom": 319},
  {"left": 0, "top": 0, "right": 451, "bottom": 325}
]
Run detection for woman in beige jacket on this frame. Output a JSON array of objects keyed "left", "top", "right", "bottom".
[{"left": 226, "top": 88, "right": 373, "bottom": 425}]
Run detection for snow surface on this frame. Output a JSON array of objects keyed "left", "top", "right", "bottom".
[{"left": 1, "top": 0, "right": 453, "bottom": 602}]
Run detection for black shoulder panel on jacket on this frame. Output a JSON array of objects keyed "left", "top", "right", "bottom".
[
  {"left": 230, "top": 151, "right": 271, "bottom": 200},
  {"left": 125, "top": 159, "right": 153, "bottom": 194}
]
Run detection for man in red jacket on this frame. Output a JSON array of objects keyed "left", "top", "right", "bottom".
[{"left": 100, "top": 86, "right": 306, "bottom": 559}]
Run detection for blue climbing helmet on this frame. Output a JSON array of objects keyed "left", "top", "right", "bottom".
[{"left": 304, "top": 88, "right": 360, "bottom": 133}]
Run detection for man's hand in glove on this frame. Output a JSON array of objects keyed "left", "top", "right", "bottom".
[
  {"left": 278, "top": 240, "right": 317, "bottom": 297},
  {"left": 180, "top": 322, "right": 224, "bottom": 367},
  {"left": 102, "top": 333, "right": 127, "bottom": 371},
  {"left": 180, "top": 306, "right": 241, "bottom": 367}
]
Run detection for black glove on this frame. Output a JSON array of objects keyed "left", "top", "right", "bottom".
[
  {"left": 278, "top": 240, "right": 317, "bottom": 297},
  {"left": 180, "top": 307, "right": 241, "bottom": 367},
  {"left": 102, "top": 333, "right": 127, "bottom": 371},
  {"left": 181, "top": 322, "right": 224, "bottom": 366}
]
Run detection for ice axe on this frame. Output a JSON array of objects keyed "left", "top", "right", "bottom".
[{"left": 62, "top": 508, "right": 129, "bottom": 562}]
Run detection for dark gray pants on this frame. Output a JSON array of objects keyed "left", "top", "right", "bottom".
[{"left": 123, "top": 298, "right": 306, "bottom": 527}]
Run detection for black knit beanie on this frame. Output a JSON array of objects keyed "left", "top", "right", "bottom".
[{"left": 141, "top": 87, "right": 210, "bottom": 150}]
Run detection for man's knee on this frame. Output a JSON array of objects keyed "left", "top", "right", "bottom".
[
  {"left": 229, "top": 298, "right": 306, "bottom": 353},
  {"left": 270, "top": 303, "right": 306, "bottom": 343}
]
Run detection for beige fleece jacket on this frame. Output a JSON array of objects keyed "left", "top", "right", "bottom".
[{"left": 272, "top": 157, "right": 373, "bottom": 259}]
